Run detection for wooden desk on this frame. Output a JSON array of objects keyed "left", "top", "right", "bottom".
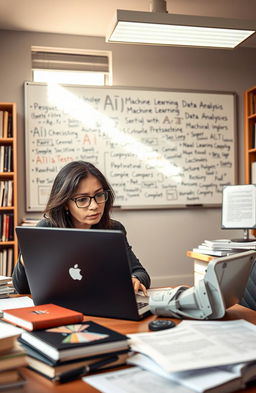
[
  {"left": 186, "top": 250, "right": 215, "bottom": 285},
  {"left": 19, "top": 305, "right": 256, "bottom": 393}
]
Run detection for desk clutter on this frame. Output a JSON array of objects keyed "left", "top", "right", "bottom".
[
  {"left": 2, "top": 303, "right": 84, "bottom": 330},
  {"left": 0, "top": 301, "right": 130, "bottom": 386},
  {"left": 0, "top": 275, "right": 15, "bottom": 300},
  {"left": 19, "top": 320, "right": 130, "bottom": 383},
  {"left": 2, "top": 298, "right": 256, "bottom": 392},
  {"left": 86, "top": 319, "right": 256, "bottom": 393},
  {"left": 193, "top": 238, "right": 256, "bottom": 257}
]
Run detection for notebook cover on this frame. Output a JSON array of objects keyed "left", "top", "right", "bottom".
[
  {"left": 20, "top": 321, "right": 129, "bottom": 359},
  {"left": 3, "top": 303, "right": 84, "bottom": 331},
  {"left": 19, "top": 340, "right": 130, "bottom": 366}
]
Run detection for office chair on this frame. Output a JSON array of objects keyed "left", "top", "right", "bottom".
[{"left": 240, "top": 259, "right": 256, "bottom": 310}]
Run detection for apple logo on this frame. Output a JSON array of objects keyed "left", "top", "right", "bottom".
[{"left": 69, "top": 264, "right": 83, "bottom": 280}]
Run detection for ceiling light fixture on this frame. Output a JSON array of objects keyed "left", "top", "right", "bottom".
[{"left": 106, "top": 0, "right": 255, "bottom": 49}]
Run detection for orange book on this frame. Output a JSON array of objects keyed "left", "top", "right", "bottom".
[
  {"left": 2, "top": 111, "right": 8, "bottom": 139},
  {"left": 3, "top": 304, "right": 84, "bottom": 331}
]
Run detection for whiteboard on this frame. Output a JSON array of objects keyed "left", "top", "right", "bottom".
[{"left": 24, "top": 82, "right": 236, "bottom": 211}]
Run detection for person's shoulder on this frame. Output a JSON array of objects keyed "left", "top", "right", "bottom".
[
  {"left": 110, "top": 219, "right": 126, "bottom": 232},
  {"left": 36, "top": 218, "right": 54, "bottom": 227}
]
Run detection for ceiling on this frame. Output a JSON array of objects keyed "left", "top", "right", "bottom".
[{"left": 0, "top": 0, "right": 256, "bottom": 48}]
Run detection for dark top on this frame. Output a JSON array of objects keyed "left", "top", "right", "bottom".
[{"left": 12, "top": 218, "right": 151, "bottom": 294}]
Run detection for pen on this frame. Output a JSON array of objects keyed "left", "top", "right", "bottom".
[{"left": 53, "top": 354, "right": 119, "bottom": 383}]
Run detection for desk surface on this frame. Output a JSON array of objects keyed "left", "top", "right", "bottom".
[
  {"left": 186, "top": 250, "right": 215, "bottom": 262},
  {"left": 19, "top": 305, "right": 256, "bottom": 393}
]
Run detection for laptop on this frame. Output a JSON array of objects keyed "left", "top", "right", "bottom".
[{"left": 15, "top": 226, "right": 150, "bottom": 321}]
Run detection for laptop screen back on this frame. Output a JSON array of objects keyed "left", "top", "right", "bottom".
[{"left": 15, "top": 226, "right": 149, "bottom": 320}]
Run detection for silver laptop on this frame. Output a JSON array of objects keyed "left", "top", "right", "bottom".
[{"left": 15, "top": 226, "right": 150, "bottom": 321}]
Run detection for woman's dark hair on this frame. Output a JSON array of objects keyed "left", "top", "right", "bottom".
[{"left": 43, "top": 161, "right": 115, "bottom": 229}]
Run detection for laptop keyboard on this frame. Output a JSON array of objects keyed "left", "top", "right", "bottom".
[{"left": 137, "top": 301, "right": 149, "bottom": 310}]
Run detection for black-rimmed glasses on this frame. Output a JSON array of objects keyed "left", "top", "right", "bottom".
[{"left": 71, "top": 190, "right": 109, "bottom": 208}]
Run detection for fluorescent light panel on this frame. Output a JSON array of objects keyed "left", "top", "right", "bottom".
[{"left": 106, "top": 10, "right": 255, "bottom": 48}]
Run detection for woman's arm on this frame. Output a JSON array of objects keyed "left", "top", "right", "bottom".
[
  {"left": 12, "top": 254, "right": 31, "bottom": 294},
  {"left": 111, "top": 220, "right": 151, "bottom": 293},
  {"left": 12, "top": 218, "right": 51, "bottom": 294}
]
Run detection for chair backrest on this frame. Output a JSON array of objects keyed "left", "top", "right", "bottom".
[{"left": 240, "top": 260, "right": 256, "bottom": 310}]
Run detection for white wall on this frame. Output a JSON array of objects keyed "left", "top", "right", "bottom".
[{"left": 0, "top": 30, "right": 255, "bottom": 286}]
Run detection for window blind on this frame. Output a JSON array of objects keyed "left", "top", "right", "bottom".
[{"left": 32, "top": 51, "right": 109, "bottom": 73}]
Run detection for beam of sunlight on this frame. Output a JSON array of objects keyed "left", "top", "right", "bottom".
[{"left": 47, "top": 82, "right": 182, "bottom": 181}]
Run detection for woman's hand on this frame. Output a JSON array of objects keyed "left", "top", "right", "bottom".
[{"left": 132, "top": 276, "right": 148, "bottom": 296}]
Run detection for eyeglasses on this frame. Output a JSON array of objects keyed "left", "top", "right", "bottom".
[{"left": 71, "top": 190, "right": 109, "bottom": 208}]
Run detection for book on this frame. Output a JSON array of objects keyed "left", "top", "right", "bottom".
[
  {"left": 7, "top": 212, "right": 13, "bottom": 241},
  {"left": 0, "top": 369, "right": 22, "bottom": 385},
  {"left": 0, "top": 347, "right": 27, "bottom": 371},
  {"left": 7, "top": 180, "right": 13, "bottom": 207},
  {"left": 19, "top": 320, "right": 129, "bottom": 362},
  {"left": 0, "top": 285, "right": 14, "bottom": 296},
  {"left": 0, "top": 370, "right": 26, "bottom": 391},
  {"left": 0, "top": 275, "right": 12, "bottom": 284},
  {"left": 21, "top": 341, "right": 129, "bottom": 381},
  {"left": 252, "top": 161, "right": 256, "bottom": 184},
  {"left": 7, "top": 248, "right": 13, "bottom": 277},
  {"left": 192, "top": 247, "right": 232, "bottom": 257},
  {"left": 2, "top": 111, "right": 8, "bottom": 139},
  {"left": 0, "top": 320, "right": 22, "bottom": 350},
  {"left": 7, "top": 114, "right": 12, "bottom": 138},
  {"left": 3, "top": 303, "right": 84, "bottom": 331},
  {"left": 201, "top": 239, "right": 256, "bottom": 251},
  {"left": 20, "top": 217, "right": 40, "bottom": 226},
  {"left": 0, "top": 146, "right": 4, "bottom": 172},
  {"left": 0, "top": 111, "right": 3, "bottom": 138}
]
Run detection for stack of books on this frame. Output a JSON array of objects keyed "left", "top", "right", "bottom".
[
  {"left": 0, "top": 180, "right": 13, "bottom": 207},
  {"left": 0, "top": 321, "right": 27, "bottom": 391},
  {"left": 0, "top": 212, "right": 14, "bottom": 242},
  {"left": 0, "top": 145, "right": 12, "bottom": 172},
  {"left": 192, "top": 238, "right": 256, "bottom": 257},
  {"left": 3, "top": 303, "right": 130, "bottom": 382},
  {"left": 20, "top": 217, "right": 40, "bottom": 227},
  {"left": 0, "top": 275, "right": 15, "bottom": 299},
  {"left": 19, "top": 321, "right": 130, "bottom": 382}
]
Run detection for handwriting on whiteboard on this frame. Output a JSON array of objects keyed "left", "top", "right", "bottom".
[{"left": 25, "top": 84, "right": 236, "bottom": 210}]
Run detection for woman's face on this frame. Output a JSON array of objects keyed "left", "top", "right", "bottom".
[{"left": 66, "top": 175, "right": 106, "bottom": 229}]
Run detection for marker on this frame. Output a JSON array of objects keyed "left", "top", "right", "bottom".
[
  {"left": 185, "top": 204, "right": 203, "bottom": 207},
  {"left": 53, "top": 354, "right": 119, "bottom": 383}
]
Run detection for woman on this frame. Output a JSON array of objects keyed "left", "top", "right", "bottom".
[{"left": 13, "top": 161, "right": 151, "bottom": 294}]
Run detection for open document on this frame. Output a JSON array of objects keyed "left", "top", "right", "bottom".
[
  {"left": 84, "top": 366, "right": 193, "bottom": 393},
  {"left": 128, "top": 354, "right": 253, "bottom": 393},
  {"left": 85, "top": 320, "right": 256, "bottom": 393},
  {"left": 128, "top": 320, "right": 256, "bottom": 373},
  {"left": 222, "top": 184, "right": 256, "bottom": 229}
]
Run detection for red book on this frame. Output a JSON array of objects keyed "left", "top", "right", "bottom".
[
  {"left": 5, "top": 214, "right": 9, "bottom": 241},
  {"left": 3, "top": 304, "right": 84, "bottom": 331}
]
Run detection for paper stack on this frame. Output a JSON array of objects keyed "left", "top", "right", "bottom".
[
  {"left": 128, "top": 320, "right": 256, "bottom": 393},
  {"left": 0, "top": 276, "right": 15, "bottom": 299},
  {"left": 85, "top": 320, "right": 256, "bottom": 393},
  {"left": 192, "top": 238, "right": 256, "bottom": 257}
]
